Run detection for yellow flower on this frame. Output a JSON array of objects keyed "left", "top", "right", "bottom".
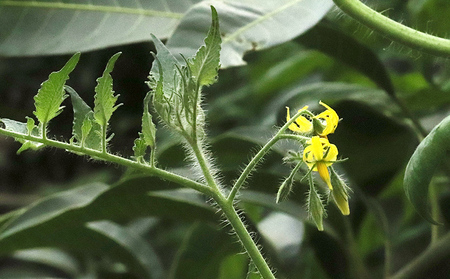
[
  {"left": 286, "top": 101, "right": 339, "bottom": 136},
  {"left": 286, "top": 106, "right": 312, "bottom": 133},
  {"left": 315, "top": 101, "right": 339, "bottom": 136},
  {"left": 303, "top": 136, "right": 338, "bottom": 190}
]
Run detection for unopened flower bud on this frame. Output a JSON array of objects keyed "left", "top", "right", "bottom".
[
  {"left": 276, "top": 177, "right": 294, "bottom": 203},
  {"left": 330, "top": 167, "right": 350, "bottom": 215},
  {"left": 308, "top": 186, "right": 325, "bottom": 231}
]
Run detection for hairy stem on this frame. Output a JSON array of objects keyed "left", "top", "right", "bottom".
[
  {"left": 214, "top": 195, "right": 276, "bottom": 279},
  {"left": 188, "top": 139, "right": 276, "bottom": 278},
  {"left": 332, "top": 0, "right": 450, "bottom": 57},
  {"left": 0, "top": 127, "right": 212, "bottom": 195},
  {"left": 228, "top": 108, "right": 310, "bottom": 202}
]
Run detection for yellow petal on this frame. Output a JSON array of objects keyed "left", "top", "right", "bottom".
[
  {"left": 317, "top": 162, "right": 333, "bottom": 190},
  {"left": 316, "top": 101, "right": 339, "bottom": 135},
  {"left": 295, "top": 116, "right": 313, "bottom": 132},
  {"left": 310, "top": 136, "right": 324, "bottom": 161},
  {"left": 286, "top": 106, "right": 312, "bottom": 133},
  {"left": 324, "top": 143, "right": 338, "bottom": 166}
]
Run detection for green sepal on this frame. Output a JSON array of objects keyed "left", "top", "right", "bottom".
[
  {"left": 404, "top": 115, "right": 450, "bottom": 224},
  {"left": 33, "top": 53, "right": 80, "bottom": 131},
  {"left": 188, "top": 6, "right": 221, "bottom": 87},
  {"left": 66, "top": 86, "right": 102, "bottom": 150},
  {"left": 94, "top": 52, "right": 122, "bottom": 128}
]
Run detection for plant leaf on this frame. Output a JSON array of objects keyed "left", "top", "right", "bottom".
[
  {"left": 141, "top": 91, "right": 156, "bottom": 148},
  {"left": 167, "top": 0, "right": 333, "bottom": 68},
  {"left": 12, "top": 248, "right": 79, "bottom": 277},
  {"left": 94, "top": 52, "right": 122, "bottom": 128},
  {"left": 66, "top": 86, "right": 101, "bottom": 150},
  {"left": 86, "top": 221, "right": 164, "bottom": 279},
  {"left": 170, "top": 222, "right": 241, "bottom": 279},
  {"left": 0, "top": 0, "right": 188, "bottom": 56},
  {"left": 33, "top": 53, "right": 80, "bottom": 128},
  {"left": 188, "top": 6, "right": 221, "bottom": 86},
  {"left": 404, "top": 115, "right": 450, "bottom": 224},
  {"left": 149, "top": 35, "right": 180, "bottom": 92},
  {"left": 0, "top": 176, "right": 216, "bottom": 255},
  {"left": 0, "top": 118, "right": 44, "bottom": 153}
]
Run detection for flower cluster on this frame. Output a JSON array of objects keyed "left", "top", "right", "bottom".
[{"left": 280, "top": 101, "right": 350, "bottom": 231}]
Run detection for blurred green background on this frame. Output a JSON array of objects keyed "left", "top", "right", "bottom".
[{"left": 0, "top": 0, "right": 449, "bottom": 278}]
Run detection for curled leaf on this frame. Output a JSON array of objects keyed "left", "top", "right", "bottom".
[{"left": 404, "top": 115, "right": 450, "bottom": 224}]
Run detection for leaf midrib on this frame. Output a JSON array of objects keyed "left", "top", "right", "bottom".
[
  {"left": 223, "top": 0, "right": 310, "bottom": 45},
  {"left": 0, "top": 1, "right": 184, "bottom": 19}
]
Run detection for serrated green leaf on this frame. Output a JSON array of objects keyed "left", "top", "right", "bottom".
[
  {"left": 81, "top": 115, "right": 93, "bottom": 147},
  {"left": 33, "top": 53, "right": 80, "bottom": 131},
  {"left": 149, "top": 35, "right": 180, "bottom": 93},
  {"left": 404, "top": 115, "right": 450, "bottom": 224},
  {"left": 94, "top": 52, "right": 122, "bottom": 128},
  {"left": 188, "top": 6, "right": 221, "bottom": 87},
  {"left": 66, "top": 86, "right": 102, "bottom": 150},
  {"left": 142, "top": 92, "right": 156, "bottom": 148}
]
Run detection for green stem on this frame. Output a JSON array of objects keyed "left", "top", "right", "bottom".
[
  {"left": 332, "top": 0, "right": 450, "bottom": 57},
  {"left": 149, "top": 146, "right": 156, "bottom": 168},
  {"left": 185, "top": 140, "right": 276, "bottom": 278},
  {"left": 1, "top": 126, "right": 277, "bottom": 278},
  {"left": 0, "top": 127, "right": 212, "bottom": 196},
  {"left": 390, "top": 232, "right": 450, "bottom": 279},
  {"left": 429, "top": 180, "right": 441, "bottom": 244},
  {"left": 189, "top": 141, "right": 221, "bottom": 192},
  {"left": 102, "top": 124, "right": 107, "bottom": 154},
  {"left": 227, "top": 108, "right": 310, "bottom": 202},
  {"left": 214, "top": 195, "right": 276, "bottom": 279}
]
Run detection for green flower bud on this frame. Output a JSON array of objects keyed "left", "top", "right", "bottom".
[
  {"left": 330, "top": 167, "right": 350, "bottom": 215},
  {"left": 308, "top": 186, "right": 325, "bottom": 231},
  {"left": 276, "top": 177, "right": 294, "bottom": 203}
]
